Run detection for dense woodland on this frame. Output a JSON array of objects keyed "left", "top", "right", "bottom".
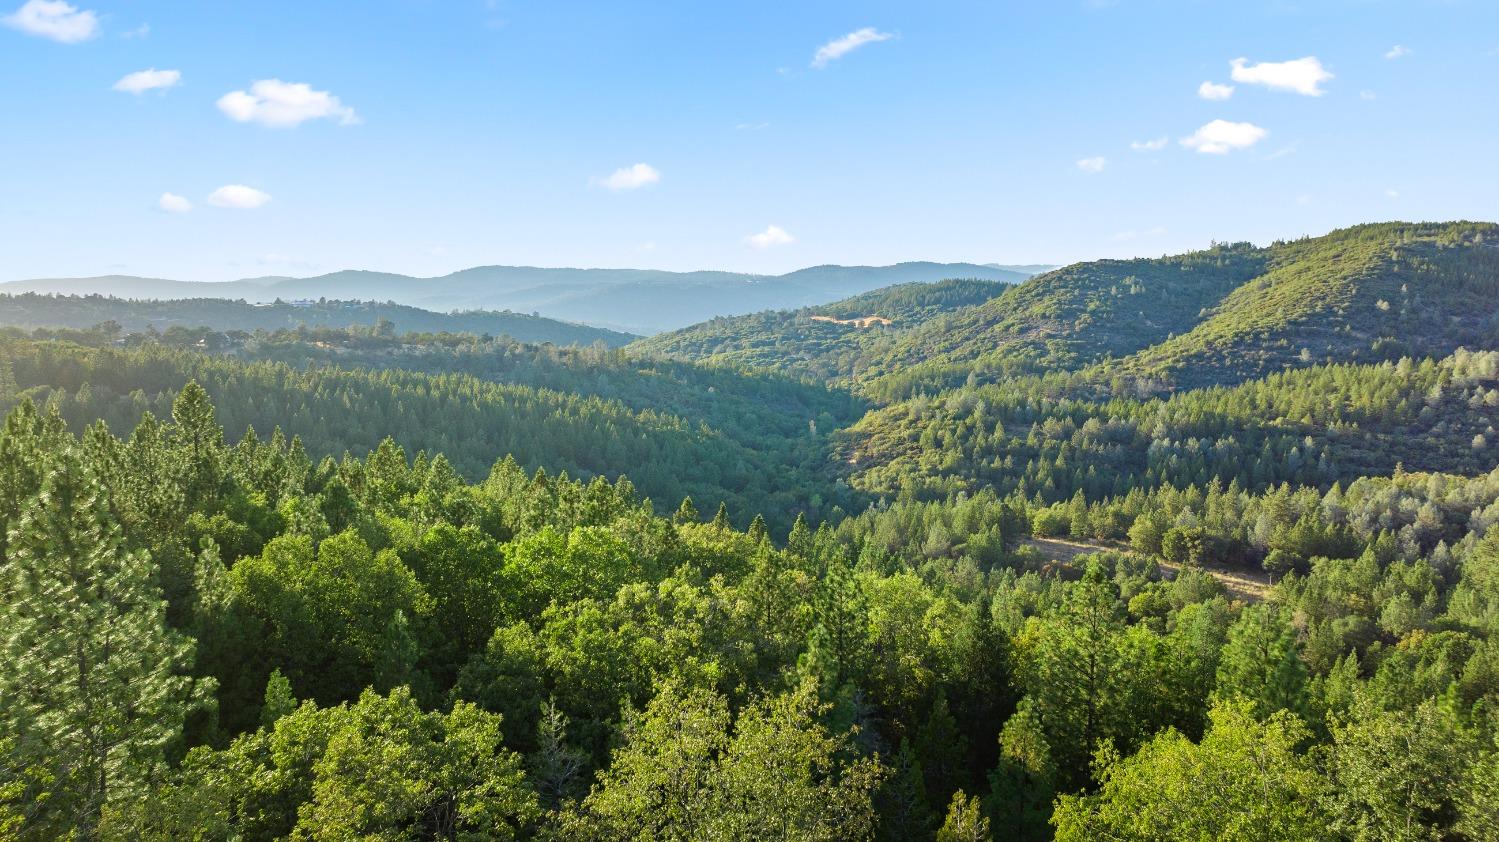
[
  {"left": 6, "top": 221, "right": 1499, "bottom": 840},
  {"left": 0, "top": 294, "right": 635, "bottom": 348}
]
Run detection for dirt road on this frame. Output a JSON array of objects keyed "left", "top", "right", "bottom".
[{"left": 1021, "top": 536, "right": 1271, "bottom": 603}]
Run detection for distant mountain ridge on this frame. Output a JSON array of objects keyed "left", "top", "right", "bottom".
[{"left": 1, "top": 261, "right": 1038, "bottom": 335}]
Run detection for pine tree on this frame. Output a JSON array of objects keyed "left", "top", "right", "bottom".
[
  {"left": 878, "top": 740, "right": 934, "bottom": 841},
  {"left": 530, "top": 698, "right": 587, "bottom": 811},
  {"left": 1215, "top": 604, "right": 1308, "bottom": 719},
  {"left": 747, "top": 513, "right": 769, "bottom": 543},
  {"left": 673, "top": 496, "right": 699, "bottom": 525},
  {"left": 937, "top": 789, "right": 993, "bottom": 842},
  {"left": 787, "top": 512, "right": 813, "bottom": 557},
  {"left": 168, "top": 381, "right": 225, "bottom": 506},
  {"left": 808, "top": 549, "right": 866, "bottom": 688},
  {"left": 0, "top": 451, "right": 208, "bottom": 840}
]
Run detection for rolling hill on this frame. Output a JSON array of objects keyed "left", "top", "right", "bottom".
[
  {"left": 629, "top": 278, "right": 1011, "bottom": 382},
  {"left": 0, "top": 262, "right": 1037, "bottom": 335},
  {"left": 0, "top": 295, "right": 635, "bottom": 347},
  {"left": 858, "top": 221, "right": 1499, "bottom": 399}
]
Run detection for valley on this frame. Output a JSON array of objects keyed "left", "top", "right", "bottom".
[{"left": 5, "top": 221, "right": 1499, "bottom": 840}]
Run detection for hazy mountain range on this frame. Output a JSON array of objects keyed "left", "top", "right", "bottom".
[{"left": 0, "top": 262, "right": 1048, "bottom": 335}]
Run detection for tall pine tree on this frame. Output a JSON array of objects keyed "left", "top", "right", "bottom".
[{"left": 0, "top": 449, "right": 208, "bottom": 840}]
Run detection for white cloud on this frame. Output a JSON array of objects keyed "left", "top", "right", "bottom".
[
  {"left": 1360, "top": 90, "right": 1377, "bottom": 101},
  {"left": 113, "top": 68, "right": 181, "bottom": 94},
  {"left": 1130, "top": 137, "right": 1168, "bottom": 151},
  {"left": 2, "top": 0, "right": 98, "bottom": 42},
  {"left": 1385, "top": 45, "right": 1410, "bottom": 60},
  {"left": 1386, "top": 188, "right": 1400, "bottom": 199},
  {"left": 207, "top": 185, "right": 272, "bottom": 209},
  {"left": 1230, "top": 56, "right": 1333, "bottom": 96},
  {"left": 811, "top": 27, "right": 892, "bottom": 69},
  {"left": 1197, "top": 80, "right": 1235, "bottom": 100},
  {"left": 158, "top": 192, "right": 192, "bottom": 213},
  {"left": 121, "top": 22, "right": 148, "bottom": 39},
  {"left": 599, "top": 163, "right": 661, "bottom": 191},
  {"left": 1180, "top": 119, "right": 1268, "bottom": 154},
  {"left": 745, "top": 224, "right": 795, "bottom": 249},
  {"left": 217, "top": 79, "right": 358, "bottom": 127},
  {"left": 1076, "top": 156, "right": 1107, "bottom": 173}
]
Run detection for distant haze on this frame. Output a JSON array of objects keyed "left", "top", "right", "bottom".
[{"left": 2, "top": 263, "right": 1051, "bottom": 334}]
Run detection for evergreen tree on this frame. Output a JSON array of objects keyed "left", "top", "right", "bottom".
[
  {"left": 0, "top": 451, "right": 207, "bottom": 840},
  {"left": 1215, "top": 604, "right": 1308, "bottom": 718},
  {"left": 167, "top": 381, "right": 225, "bottom": 506},
  {"left": 937, "top": 789, "right": 992, "bottom": 842},
  {"left": 878, "top": 740, "right": 933, "bottom": 842},
  {"left": 674, "top": 496, "right": 699, "bottom": 526}
]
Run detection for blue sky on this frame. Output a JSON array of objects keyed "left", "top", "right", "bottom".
[{"left": 2, "top": 0, "right": 1496, "bottom": 282}]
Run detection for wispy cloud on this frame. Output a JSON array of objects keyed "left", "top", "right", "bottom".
[
  {"left": 1076, "top": 156, "right": 1107, "bottom": 173},
  {"left": 1197, "top": 81, "right": 1234, "bottom": 100},
  {"left": 113, "top": 68, "right": 181, "bottom": 94},
  {"left": 811, "top": 27, "right": 892, "bottom": 69},
  {"left": 121, "top": 22, "right": 148, "bottom": 39},
  {"left": 1180, "top": 119, "right": 1268, "bottom": 154},
  {"left": 1230, "top": 56, "right": 1333, "bottom": 96},
  {"left": 1360, "top": 90, "right": 1377, "bottom": 101},
  {"left": 745, "top": 224, "right": 795, "bottom": 249},
  {"left": 2, "top": 0, "right": 98, "bottom": 43},
  {"left": 1130, "top": 137, "right": 1168, "bottom": 152},
  {"left": 217, "top": 79, "right": 358, "bottom": 127},
  {"left": 208, "top": 185, "right": 272, "bottom": 209},
  {"left": 1384, "top": 45, "right": 1410, "bottom": 60},
  {"left": 158, "top": 193, "right": 192, "bottom": 213},
  {"left": 598, "top": 163, "right": 661, "bottom": 191}
]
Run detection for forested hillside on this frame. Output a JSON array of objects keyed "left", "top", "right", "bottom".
[
  {"left": 846, "top": 349, "right": 1499, "bottom": 503},
  {"left": 630, "top": 278, "right": 1008, "bottom": 382},
  {"left": 5, "top": 385, "right": 1499, "bottom": 839},
  {"left": 6, "top": 221, "right": 1499, "bottom": 840},
  {"left": 0, "top": 294, "right": 635, "bottom": 347},
  {"left": 0, "top": 337, "right": 858, "bottom": 532},
  {"left": 860, "top": 222, "right": 1499, "bottom": 400}
]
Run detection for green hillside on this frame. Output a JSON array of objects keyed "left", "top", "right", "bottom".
[
  {"left": 0, "top": 294, "right": 635, "bottom": 347},
  {"left": 843, "top": 349, "right": 1499, "bottom": 502},
  {"left": 9, "top": 227, "right": 1499, "bottom": 841},
  {"left": 860, "top": 222, "right": 1499, "bottom": 400},
  {"left": 1107, "top": 222, "right": 1499, "bottom": 388},
  {"left": 0, "top": 337, "right": 856, "bottom": 531},
  {"left": 629, "top": 278, "right": 1010, "bottom": 382}
]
